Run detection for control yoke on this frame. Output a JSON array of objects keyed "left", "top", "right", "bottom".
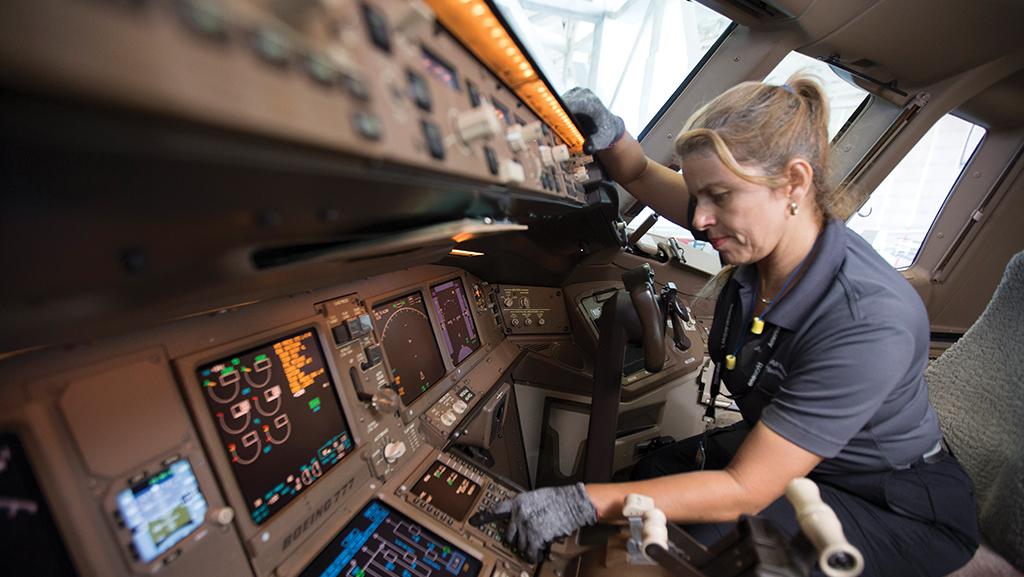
[{"left": 583, "top": 264, "right": 691, "bottom": 483}]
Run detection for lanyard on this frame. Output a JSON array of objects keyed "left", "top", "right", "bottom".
[{"left": 704, "top": 234, "right": 822, "bottom": 424}]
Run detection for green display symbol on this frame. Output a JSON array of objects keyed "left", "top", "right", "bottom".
[{"left": 309, "top": 397, "right": 322, "bottom": 413}]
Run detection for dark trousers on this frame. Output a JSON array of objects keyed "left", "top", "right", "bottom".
[{"left": 630, "top": 424, "right": 979, "bottom": 577}]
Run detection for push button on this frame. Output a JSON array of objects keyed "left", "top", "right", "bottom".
[
  {"left": 484, "top": 146, "right": 498, "bottom": 175},
  {"left": 408, "top": 70, "right": 432, "bottom": 112},
  {"left": 422, "top": 121, "right": 445, "bottom": 160},
  {"left": 363, "top": 344, "right": 383, "bottom": 368},
  {"left": 361, "top": 3, "right": 391, "bottom": 52},
  {"left": 331, "top": 324, "right": 352, "bottom": 345},
  {"left": 353, "top": 112, "right": 382, "bottom": 141},
  {"left": 467, "top": 80, "right": 482, "bottom": 108}
]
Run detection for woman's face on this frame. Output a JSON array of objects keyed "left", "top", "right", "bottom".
[{"left": 681, "top": 151, "right": 790, "bottom": 265}]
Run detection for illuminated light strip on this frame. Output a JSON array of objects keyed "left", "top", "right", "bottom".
[
  {"left": 449, "top": 248, "right": 485, "bottom": 257},
  {"left": 425, "top": 0, "right": 585, "bottom": 153}
]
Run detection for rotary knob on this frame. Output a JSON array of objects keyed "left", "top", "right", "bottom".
[
  {"left": 372, "top": 388, "right": 399, "bottom": 412},
  {"left": 504, "top": 297, "right": 514, "bottom": 308},
  {"left": 440, "top": 411, "right": 457, "bottom": 427},
  {"left": 524, "top": 317, "right": 533, "bottom": 326},
  {"left": 510, "top": 316, "right": 520, "bottom": 326},
  {"left": 521, "top": 297, "right": 530, "bottom": 308},
  {"left": 208, "top": 507, "right": 235, "bottom": 527},
  {"left": 383, "top": 441, "right": 407, "bottom": 463}
]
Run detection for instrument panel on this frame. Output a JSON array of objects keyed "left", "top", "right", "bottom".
[
  {"left": 0, "top": 266, "right": 538, "bottom": 577},
  {"left": 0, "top": 0, "right": 592, "bottom": 201}
]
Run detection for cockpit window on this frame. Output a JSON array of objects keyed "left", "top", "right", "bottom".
[
  {"left": 625, "top": 51, "right": 869, "bottom": 254},
  {"left": 847, "top": 115, "right": 986, "bottom": 269},
  {"left": 763, "top": 51, "right": 870, "bottom": 141},
  {"left": 492, "top": 0, "right": 732, "bottom": 136}
]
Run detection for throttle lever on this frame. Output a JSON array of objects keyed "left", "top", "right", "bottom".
[
  {"left": 623, "top": 264, "right": 665, "bottom": 373},
  {"left": 660, "top": 282, "right": 692, "bottom": 352}
]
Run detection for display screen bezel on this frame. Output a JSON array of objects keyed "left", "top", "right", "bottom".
[
  {"left": 115, "top": 458, "right": 209, "bottom": 563},
  {"left": 410, "top": 459, "right": 482, "bottom": 522},
  {"left": 428, "top": 277, "right": 482, "bottom": 368}
]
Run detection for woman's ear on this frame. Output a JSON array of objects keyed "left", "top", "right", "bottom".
[{"left": 785, "top": 158, "right": 814, "bottom": 207}]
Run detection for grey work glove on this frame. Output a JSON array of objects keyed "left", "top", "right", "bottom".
[
  {"left": 491, "top": 483, "right": 597, "bottom": 563},
  {"left": 563, "top": 87, "right": 626, "bottom": 154}
]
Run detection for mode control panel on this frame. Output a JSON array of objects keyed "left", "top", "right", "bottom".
[
  {"left": 317, "top": 293, "right": 415, "bottom": 482},
  {"left": 494, "top": 285, "right": 571, "bottom": 335},
  {"left": 398, "top": 451, "right": 532, "bottom": 575}
]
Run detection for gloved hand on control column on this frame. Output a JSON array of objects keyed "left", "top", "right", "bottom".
[
  {"left": 563, "top": 87, "right": 625, "bottom": 154},
  {"left": 490, "top": 483, "right": 597, "bottom": 563}
]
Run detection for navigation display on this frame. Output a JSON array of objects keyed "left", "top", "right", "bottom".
[
  {"left": 116, "top": 459, "right": 208, "bottom": 563},
  {"left": 299, "top": 500, "right": 482, "bottom": 577},
  {"left": 371, "top": 292, "right": 446, "bottom": 406},
  {"left": 411, "top": 461, "right": 481, "bottom": 522},
  {"left": 430, "top": 279, "right": 481, "bottom": 366},
  {"left": 196, "top": 329, "right": 354, "bottom": 525}
]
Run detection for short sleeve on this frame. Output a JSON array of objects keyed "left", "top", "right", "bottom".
[{"left": 760, "top": 317, "right": 917, "bottom": 458}]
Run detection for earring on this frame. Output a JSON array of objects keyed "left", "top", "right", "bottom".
[{"left": 789, "top": 202, "right": 799, "bottom": 216}]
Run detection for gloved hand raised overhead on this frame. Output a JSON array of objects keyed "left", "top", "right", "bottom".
[
  {"left": 490, "top": 483, "right": 597, "bottom": 563},
  {"left": 563, "top": 87, "right": 625, "bottom": 153}
]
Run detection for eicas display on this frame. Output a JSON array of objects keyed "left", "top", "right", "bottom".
[{"left": 196, "top": 329, "right": 354, "bottom": 524}]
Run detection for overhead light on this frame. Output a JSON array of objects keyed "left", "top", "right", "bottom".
[{"left": 424, "top": 0, "right": 585, "bottom": 153}]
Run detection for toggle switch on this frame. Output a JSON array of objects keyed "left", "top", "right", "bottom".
[
  {"left": 498, "top": 160, "right": 525, "bottom": 184},
  {"left": 455, "top": 101, "right": 502, "bottom": 145}
]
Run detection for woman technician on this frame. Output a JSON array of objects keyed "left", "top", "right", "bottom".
[{"left": 491, "top": 76, "right": 980, "bottom": 577}]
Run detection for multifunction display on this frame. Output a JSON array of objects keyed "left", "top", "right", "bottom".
[
  {"left": 299, "top": 500, "right": 482, "bottom": 577},
  {"left": 372, "top": 292, "right": 446, "bottom": 406},
  {"left": 115, "top": 459, "right": 208, "bottom": 563},
  {"left": 196, "top": 329, "right": 354, "bottom": 525},
  {"left": 430, "top": 279, "right": 481, "bottom": 366},
  {"left": 411, "top": 461, "right": 481, "bottom": 523}
]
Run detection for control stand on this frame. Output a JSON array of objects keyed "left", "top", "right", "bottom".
[
  {"left": 583, "top": 264, "right": 692, "bottom": 482},
  {"left": 623, "top": 479, "right": 864, "bottom": 577}
]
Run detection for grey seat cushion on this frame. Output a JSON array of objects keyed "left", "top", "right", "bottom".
[{"left": 927, "top": 251, "right": 1024, "bottom": 570}]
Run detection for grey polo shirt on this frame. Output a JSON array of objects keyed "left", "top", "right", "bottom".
[{"left": 722, "top": 219, "right": 942, "bottom": 474}]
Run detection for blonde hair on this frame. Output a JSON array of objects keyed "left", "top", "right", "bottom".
[
  {"left": 675, "top": 73, "right": 845, "bottom": 217},
  {"left": 679, "top": 73, "right": 844, "bottom": 301}
]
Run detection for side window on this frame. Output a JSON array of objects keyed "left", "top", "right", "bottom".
[
  {"left": 847, "top": 115, "right": 986, "bottom": 268},
  {"left": 763, "top": 52, "right": 869, "bottom": 141}
]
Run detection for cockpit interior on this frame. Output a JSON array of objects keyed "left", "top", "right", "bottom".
[{"left": 1, "top": 1, "right": 1022, "bottom": 576}]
